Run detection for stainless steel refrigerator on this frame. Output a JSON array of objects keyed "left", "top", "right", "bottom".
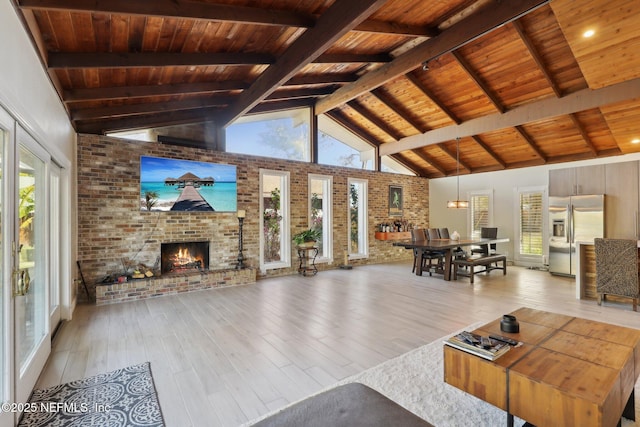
[{"left": 549, "top": 194, "right": 604, "bottom": 276}]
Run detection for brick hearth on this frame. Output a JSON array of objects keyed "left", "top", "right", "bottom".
[{"left": 95, "top": 268, "right": 257, "bottom": 305}]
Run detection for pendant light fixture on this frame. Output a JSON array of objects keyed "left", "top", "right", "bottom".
[{"left": 447, "top": 137, "right": 469, "bottom": 209}]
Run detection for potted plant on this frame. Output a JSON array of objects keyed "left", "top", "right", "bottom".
[{"left": 293, "top": 228, "right": 322, "bottom": 248}]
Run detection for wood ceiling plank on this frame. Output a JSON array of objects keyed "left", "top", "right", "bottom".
[
  {"left": 217, "top": 0, "right": 389, "bottom": 127},
  {"left": 382, "top": 77, "right": 640, "bottom": 155},
  {"left": 451, "top": 50, "right": 505, "bottom": 114},
  {"left": 371, "top": 88, "right": 427, "bottom": 133},
  {"left": 471, "top": 135, "right": 507, "bottom": 169},
  {"left": 568, "top": 113, "right": 598, "bottom": 156},
  {"left": 514, "top": 125, "right": 546, "bottom": 161},
  {"left": 347, "top": 100, "right": 403, "bottom": 141},
  {"left": 411, "top": 149, "right": 447, "bottom": 177},
  {"left": 511, "top": 19, "right": 562, "bottom": 97},
  {"left": 550, "top": 0, "right": 640, "bottom": 89},
  {"left": 325, "top": 110, "right": 382, "bottom": 148},
  {"left": 404, "top": 72, "right": 461, "bottom": 124},
  {"left": 315, "top": 0, "right": 550, "bottom": 114}
]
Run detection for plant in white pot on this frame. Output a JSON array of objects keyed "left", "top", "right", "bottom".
[{"left": 293, "top": 228, "right": 322, "bottom": 248}]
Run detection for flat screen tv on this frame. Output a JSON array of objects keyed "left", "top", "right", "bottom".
[{"left": 140, "top": 156, "right": 237, "bottom": 212}]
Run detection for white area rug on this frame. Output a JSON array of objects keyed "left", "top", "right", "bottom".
[{"left": 248, "top": 325, "right": 640, "bottom": 427}]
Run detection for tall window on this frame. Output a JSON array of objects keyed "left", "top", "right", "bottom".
[
  {"left": 227, "top": 109, "right": 310, "bottom": 161},
  {"left": 469, "top": 191, "right": 492, "bottom": 238},
  {"left": 260, "top": 170, "right": 290, "bottom": 271},
  {"left": 518, "top": 188, "right": 545, "bottom": 259},
  {"left": 309, "top": 174, "right": 333, "bottom": 262},
  {"left": 348, "top": 178, "right": 368, "bottom": 258}
]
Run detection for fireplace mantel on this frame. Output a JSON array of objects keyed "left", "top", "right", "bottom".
[{"left": 94, "top": 268, "right": 256, "bottom": 305}]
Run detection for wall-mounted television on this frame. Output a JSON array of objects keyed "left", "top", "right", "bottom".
[{"left": 140, "top": 156, "right": 237, "bottom": 212}]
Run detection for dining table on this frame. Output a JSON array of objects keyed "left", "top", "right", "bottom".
[{"left": 393, "top": 237, "right": 510, "bottom": 280}]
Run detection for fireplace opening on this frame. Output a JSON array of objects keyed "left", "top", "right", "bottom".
[{"left": 161, "top": 241, "right": 210, "bottom": 275}]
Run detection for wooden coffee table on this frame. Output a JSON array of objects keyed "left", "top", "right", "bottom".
[{"left": 444, "top": 307, "right": 640, "bottom": 427}]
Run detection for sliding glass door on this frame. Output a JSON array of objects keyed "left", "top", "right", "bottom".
[{"left": 14, "top": 128, "right": 51, "bottom": 407}]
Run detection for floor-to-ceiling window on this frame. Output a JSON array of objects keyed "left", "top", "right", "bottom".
[
  {"left": 308, "top": 174, "right": 333, "bottom": 262},
  {"left": 0, "top": 126, "right": 5, "bottom": 413},
  {"left": 348, "top": 178, "right": 368, "bottom": 259},
  {"left": 260, "top": 169, "right": 291, "bottom": 272}
]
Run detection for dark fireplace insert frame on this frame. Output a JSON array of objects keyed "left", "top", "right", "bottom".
[{"left": 161, "top": 241, "right": 210, "bottom": 275}]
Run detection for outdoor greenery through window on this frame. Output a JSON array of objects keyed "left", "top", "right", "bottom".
[
  {"left": 227, "top": 109, "right": 310, "bottom": 161},
  {"left": 260, "top": 170, "right": 290, "bottom": 271},
  {"left": 309, "top": 175, "right": 333, "bottom": 261},
  {"left": 519, "top": 191, "right": 543, "bottom": 255},
  {"left": 348, "top": 178, "right": 368, "bottom": 258}
]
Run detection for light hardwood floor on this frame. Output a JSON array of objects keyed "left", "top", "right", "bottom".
[{"left": 37, "top": 262, "right": 640, "bottom": 427}]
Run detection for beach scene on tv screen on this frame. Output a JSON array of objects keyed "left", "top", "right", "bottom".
[{"left": 140, "top": 156, "right": 237, "bottom": 212}]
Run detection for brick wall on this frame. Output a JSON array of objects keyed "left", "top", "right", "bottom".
[{"left": 77, "top": 134, "right": 430, "bottom": 301}]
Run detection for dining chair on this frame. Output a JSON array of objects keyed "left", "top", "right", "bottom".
[
  {"left": 438, "top": 228, "right": 450, "bottom": 239},
  {"left": 471, "top": 227, "right": 498, "bottom": 256},
  {"left": 426, "top": 228, "right": 441, "bottom": 240}
]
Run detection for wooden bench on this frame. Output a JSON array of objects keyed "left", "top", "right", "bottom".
[{"left": 452, "top": 254, "right": 507, "bottom": 284}]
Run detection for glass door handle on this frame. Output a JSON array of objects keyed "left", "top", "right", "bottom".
[{"left": 12, "top": 269, "right": 30, "bottom": 296}]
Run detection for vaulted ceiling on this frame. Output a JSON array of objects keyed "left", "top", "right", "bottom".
[{"left": 12, "top": 0, "right": 640, "bottom": 178}]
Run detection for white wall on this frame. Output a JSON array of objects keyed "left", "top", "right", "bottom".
[
  {"left": 1, "top": 1, "right": 76, "bottom": 315},
  {"left": 0, "top": 1, "right": 75, "bottom": 161},
  {"left": 430, "top": 152, "right": 640, "bottom": 267}
]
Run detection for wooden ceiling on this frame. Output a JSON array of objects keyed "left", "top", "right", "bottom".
[{"left": 13, "top": 0, "right": 640, "bottom": 178}]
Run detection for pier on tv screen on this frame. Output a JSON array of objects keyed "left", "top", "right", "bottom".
[{"left": 139, "top": 156, "right": 237, "bottom": 212}]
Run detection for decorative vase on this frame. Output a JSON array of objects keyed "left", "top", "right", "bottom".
[
  {"left": 298, "top": 241, "right": 316, "bottom": 248},
  {"left": 450, "top": 231, "right": 460, "bottom": 241}
]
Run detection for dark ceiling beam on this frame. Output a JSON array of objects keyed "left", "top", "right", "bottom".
[
  {"left": 287, "top": 73, "right": 359, "bottom": 86},
  {"left": 347, "top": 100, "right": 404, "bottom": 141},
  {"left": 71, "top": 87, "right": 334, "bottom": 120},
  {"left": 412, "top": 149, "right": 447, "bottom": 177},
  {"left": 325, "top": 110, "right": 382, "bottom": 148},
  {"left": 451, "top": 50, "right": 505, "bottom": 114},
  {"left": 65, "top": 75, "right": 356, "bottom": 102},
  {"left": 48, "top": 52, "right": 274, "bottom": 69},
  {"left": 18, "top": 0, "right": 317, "bottom": 27},
  {"left": 217, "top": 0, "right": 388, "bottom": 127},
  {"left": 514, "top": 125, "right": 547, "bottom": 161},
  {"left": 437, "top": 142, "right": 471, "bottom": 173},
  {"left": 71, "top": 97, "right": 234, "bottom": 121},
  {"left": 314, "top": 53, "right": 392, "bottom": 64},
  {"left": 64, "top": 81, "right": 249, "bottom": 102},
  {"left": 19, "top": 0, "right": 440, "bottom": 37},
  {"left": 471, "top": 135, "right": 507, "bottom": 169},
  {"left": 48, "top": 52, "right": 387, "bottom": 69},
  {"left": 315, "top": 0, "right": 550, "bottom": 114},
  {"left": 568, "top": 113, "right": 598, "bottom": 156},
  {"left": 511, "top": 19, "right": 562, "bottom": 98},
  {"left": 404, "top": 72, "right": 461, "bottom": 125},
  {"left": 247, "top": 98, "right": 315, "bottom": 115},
  {"left": 75, "top": 108, "right": 222, "bottom": 134},
  {"left": 370, "top": 88, "right": 428, "bottom": 133},
  {"left": 353, "top": 20, "right": 438, "bottom": 37}
]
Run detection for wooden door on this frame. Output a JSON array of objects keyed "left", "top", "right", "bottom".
[{"left": 604, "top": 161, "right": 639, "bottom": 239}]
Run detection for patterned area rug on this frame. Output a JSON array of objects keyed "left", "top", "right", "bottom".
[{"left": 19, "top": 362, "right": 165, "bottom": 427}]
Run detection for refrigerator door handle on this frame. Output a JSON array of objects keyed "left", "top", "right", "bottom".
[{"left": 568, "top": 204, "right": 572, "bottom": 243}]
